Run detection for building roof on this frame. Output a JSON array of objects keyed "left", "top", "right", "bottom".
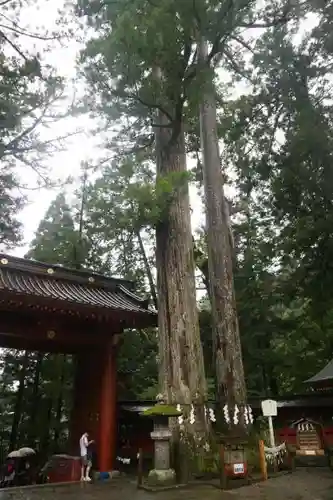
[
  {"left": 305, "top": 360, "right": 333, "bottom": 387},
  {"left": 0, "top": 254, "right": 156, "bottom": 326}
]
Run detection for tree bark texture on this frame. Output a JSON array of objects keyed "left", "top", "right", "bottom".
[
  {"left": 193, "top": 239, "right": 211, "bottom": 299},
  {"left": 155, "top": 116, "right": 207, "bottom": 406},
  {"left": 198, "top": 38, "right": 247, "bottom": 414},
  {"left": 9, "top": 350, "right": 29, "bottom": 450},
  {"left": 40, "top": 397, "right": 53, "bottom": 457},
  {"left": 53, "top": 354, "right": 66, "bottom": 449},
  {"left": 28, "top": 352, "right": 44, "bottom": 446}
]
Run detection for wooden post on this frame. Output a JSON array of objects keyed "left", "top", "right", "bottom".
[
  {"left": 273, "top": 455, "right": 278, "bottom": 473},
  {"left": 288, "top": 448, "right": 296, "bottom": 472},
  {"left": 219, "top": 444, "right": 227, "bottom": 489},
  {"left": 259, "top": 440, "right": 267, "bottom": 481},
  {"left": 98, "top": 345, "right": 117, "bottom": 473},
  {"left": 137, "top": 448, "right": 143, "bottom": 487}
]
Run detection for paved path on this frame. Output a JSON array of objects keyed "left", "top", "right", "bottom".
[{"left": 0, "top": 468, "right": 332, "bottom": 500}]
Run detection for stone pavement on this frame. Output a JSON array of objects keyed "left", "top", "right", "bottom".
[{"left": 0, "top": 468, "right": 332, "bottom": 500}]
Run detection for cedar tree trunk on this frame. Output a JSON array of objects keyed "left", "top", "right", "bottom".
[
  {"left": 9, "top": 350, "right": 29, "bottom": 450},
  {"left": 198, "top": 37, "right": 247, "bottom": 424},
  {"left": 154, "top": 106, "right": 212, "bottom": 483},
  {"left": 28, "top": 352, "right": 44, "bottom": 446}
]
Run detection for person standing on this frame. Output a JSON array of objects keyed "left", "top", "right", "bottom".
[{"left": 79, "top": 432, "right": 94, "bottom": 482}]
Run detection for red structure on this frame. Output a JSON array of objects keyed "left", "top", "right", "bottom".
[
  {"left": 275, "top": 361, "right": 333, "bottom": 457},
  {"left": 117, "top": 394, "right": 333, "bottom": 462},
  {"left": 45, "top": 455, "right": 81, "bottom": 483},
  {"left": 0, "top": 254, "right": 156, "bottom": 474}
]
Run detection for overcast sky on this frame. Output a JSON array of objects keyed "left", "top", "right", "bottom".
[
  {"left": 9, "top": 0, "right": 208, "bottom": 258},
  {"left": 9, "top": 1, "right": 91, "bottom": 256},
  {"left": 9, "top": 2, "right": 317, "bottom": 259}
]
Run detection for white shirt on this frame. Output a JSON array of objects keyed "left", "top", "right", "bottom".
[{"left": 79, "top": 434, "right": 89, "bottom": 457}]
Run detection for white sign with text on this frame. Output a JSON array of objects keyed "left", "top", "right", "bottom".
[
  {"left": 261, "top": 399, "right": 277, "bottom": 417},
  {"left": 233, "top": 463, "right": 245, "bottom": 474}
]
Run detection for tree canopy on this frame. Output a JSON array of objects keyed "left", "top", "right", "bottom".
[
  {"left": 0, "top": 0, "right": 76, "bottom": 250},
  {"left": 3, "top": 0, "right": 333, "bottom": 455}
]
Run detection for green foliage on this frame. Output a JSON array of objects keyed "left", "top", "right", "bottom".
[
  {"left": 77, "top": 0, "right": 304, "bottom": 155},
  {"left": 81, "top": 158, "right": 155, "bottom": 290},
  {"left": 75, "top": 0, "right": 333, "bottom": 402},
  {"left": 117, "top": 329, "right": 158, "bottom": 400},
  {"left": 74, "top": 0, "right": 327, "bottom": 405},
  {"left": 0, "top": 350, "right": 74, "bottom": 454},
  {"left": 199, "top": 11, "right": 333, "bottom": 396},
  {"left": 0, "top": 1, "right": 75, "bottom": 249},
  {"left": 0, "top": 173, "right": 24, "bottom": 249},
  {"left": 26, "top": 192, "right": 81, "bottom": 266},
  {"left": 4, "top": 2, "right": 333, "bottom": 457}
]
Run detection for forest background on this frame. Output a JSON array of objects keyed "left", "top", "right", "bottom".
[{"left": 0, "top": 0, "right": 333, "bottom": 454}]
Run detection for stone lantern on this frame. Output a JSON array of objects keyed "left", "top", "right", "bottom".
[{"left": 141, "top": 394, "right": 182, "bottom": 487}]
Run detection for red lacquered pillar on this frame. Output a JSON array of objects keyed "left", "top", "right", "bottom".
[{"left": 98, "top": 342, "right": 117, "bottom": 473}]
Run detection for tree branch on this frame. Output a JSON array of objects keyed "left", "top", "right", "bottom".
[
  {"left": 223, "top": 47, "right": 256, "bottom": 85},
  {"left": 206, "top": 0, "right": 238, "bottom": 63},
  {"left": 229, "top": 34, "right": 256, "bottom": 54},
  {"left": 115, "top": 89, "right": 174, "bottom": 123},
  {"left": 0, "top": 18, "right": 59, "bottom": 41},
  {"left": 12, "top": 154, "right": 50, "bottom": 186},
  {"left": 0, "top": 30, "right": 28, "bottom": 61},
  {"left": 238, "top": 0, "right": 309, "bottom": 29}
]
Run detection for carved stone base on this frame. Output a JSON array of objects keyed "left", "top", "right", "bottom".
[{"left": 147, "top": 468, "right": 176, "bottom": 486}]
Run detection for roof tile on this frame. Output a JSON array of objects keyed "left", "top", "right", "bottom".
[{"left": 0, "top": 266, "right": 156, "bottom": 318}]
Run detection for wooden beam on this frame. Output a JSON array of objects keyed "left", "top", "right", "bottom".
[
  {"left": 0, "top": 334, "right": 78, "bottom": 354},
  {"left": 0, "top": 307, "right": 123, "bottom": 333},
  {"left": 0, "top": 325, "right": 110, "bottom": 346},
  {"left": 0, "top": 311, "right": 121, "bottom": 347}
]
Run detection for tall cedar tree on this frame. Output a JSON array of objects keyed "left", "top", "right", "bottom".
[
  {"left": 77, "top": 0, "right": 211, "bottom": 450},
  {"left": 76, "top": 0, "right": 309, "bottom": 433}
]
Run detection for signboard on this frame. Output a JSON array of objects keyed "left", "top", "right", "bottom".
[
  {"left": 261, "top": 399, "right": 277, "bottom": 417},
  {"left": 233, "top": 463, "right": 245, "bottom": 474}
]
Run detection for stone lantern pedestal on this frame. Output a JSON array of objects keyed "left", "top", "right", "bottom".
[
  {"left": 148, "top": 421, "right": 175, "bottom": 486},
  {"left": 141, "top": 397, "right": 182, "bottom": 487}
]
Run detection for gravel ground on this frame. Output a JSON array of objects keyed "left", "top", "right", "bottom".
[{"left": 0, "top": 468, "right": 332, "bottom": 500}]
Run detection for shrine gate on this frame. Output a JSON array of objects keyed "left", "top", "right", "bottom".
[{"left": 0, "top": 254, "right": 156, "bottom": 473}]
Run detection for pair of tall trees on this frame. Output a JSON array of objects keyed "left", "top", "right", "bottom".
[
  {"left": 6, "top": 0, "right": 333, "bottom": 454},
  {"left": 76, "top": 0, "right": 312, "bottom": 439}
]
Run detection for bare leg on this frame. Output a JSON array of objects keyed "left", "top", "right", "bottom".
[
  {"left": 80, "top": 465, "right": 85, "bottom": 481},
  {"left": 85, "top": 463, "right": 91, "bottom": 481}
]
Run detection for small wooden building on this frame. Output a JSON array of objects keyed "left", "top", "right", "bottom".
[{"left": 273, "top": 362, "right": 333, "bottom": 458}]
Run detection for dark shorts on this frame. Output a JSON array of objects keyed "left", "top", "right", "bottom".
[{"left": 80, "top": 455, "right": 91, "bottom": 467}]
